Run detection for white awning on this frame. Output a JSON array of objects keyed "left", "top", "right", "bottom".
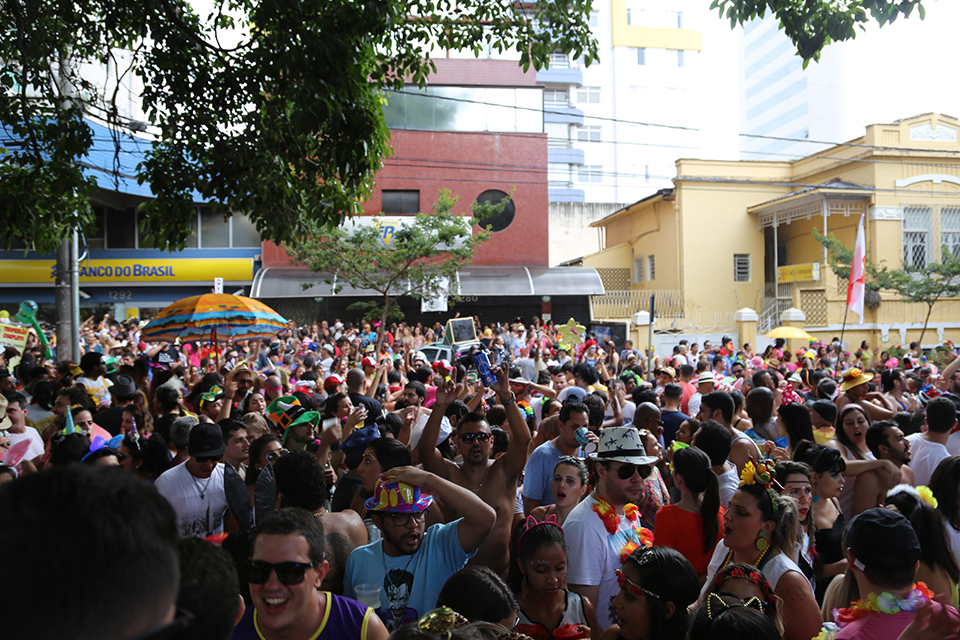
[{"left": 250, "top": 266, "right": 604, "bottom": 298}]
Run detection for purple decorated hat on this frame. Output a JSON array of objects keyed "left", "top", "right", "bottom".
[{"left": 364, "top": 480, "right": 434, "bottom": 513}]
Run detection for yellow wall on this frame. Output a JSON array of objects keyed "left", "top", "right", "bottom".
[
  {"left": 609, "top": 0, "right": 703, "bottom": 51},
  {"left": 586, "top": 114, "right": 960, "bottom": 346}
]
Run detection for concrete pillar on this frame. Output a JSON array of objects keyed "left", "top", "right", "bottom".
[
  {"left": 734, "top": 307, "right": 758, "bottom": 352},
  {"left": 632, "top": 311, "right": 652, "bottom": 376},
  {"left": 780, "top": 307, "right": 808, "bottom": 356}
]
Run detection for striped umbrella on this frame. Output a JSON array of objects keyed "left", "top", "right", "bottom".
[{"left": 140, "top": 294, "right": 288, "bottom": 343}]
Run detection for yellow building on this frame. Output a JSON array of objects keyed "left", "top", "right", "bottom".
[{"left": 583, "top": 113, "right": 960, "bottom": 354}]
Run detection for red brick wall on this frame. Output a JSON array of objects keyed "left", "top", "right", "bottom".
[
  {"left": 263, "top": 128, "right": 548, "bottom": 268},
  {"left": 428, "top": 58, "right": 538, "bottom": 86}
]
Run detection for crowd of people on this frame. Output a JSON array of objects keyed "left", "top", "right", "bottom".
[{"left": 3, "top": 312, "right": 960, "bottom": 640}]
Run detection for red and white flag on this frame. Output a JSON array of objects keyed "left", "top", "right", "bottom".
[{"left": 847, "top": 214, "right": 866, "bottom": 324}]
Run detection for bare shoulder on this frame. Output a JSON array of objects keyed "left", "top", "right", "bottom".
[
  {"left": 321, "top": 510, "right": 367, "bottom": 545},
  {"left": 598, "top": 624, "right": 620, "bottom": 640},
  {"left": 777, "top": 570, "right": 813, "bottom": 601},
  {"left": 529, "top": 505, "right": 548, "bottom": 521}
]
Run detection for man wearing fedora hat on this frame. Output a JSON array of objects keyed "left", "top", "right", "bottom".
[
  {"left": 155, "top": 422, "right": 229, "bottom": 538},
  {"left": 343, "top": 466, "right": 495, "bottom": 631},
  {"left": 836, "top": 367, "right": 895, "bottom": 420},
  {"left": 565, "top": 426, "right": 659, "bottom": 630},
  {"left": 687, "top": 371, "right": 716, "bottom": 419}
]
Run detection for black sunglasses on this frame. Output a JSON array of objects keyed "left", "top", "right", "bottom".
[
  {"left": 459, "top": 432, "right": 491, "bottom": 444},
  {"left": 385, "top": 511, "right": 428, "bottom": 527},
  {"left": 608, "top": 463, "right": 651, "bottom": 480},
  {"left": 196, "top": 454, "right": 222, "bottom": 464},
  {"left": 247, "top": 560, "right": 320, "bottom": 585}
]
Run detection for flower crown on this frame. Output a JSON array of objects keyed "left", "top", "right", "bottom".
[{"left": 739, "top": 458, "right": 783, "bottom": 514}]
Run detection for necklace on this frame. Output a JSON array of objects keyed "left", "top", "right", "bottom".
[
  {"left": 192, "top": 473, "right": 213, "bottom": 500},
  {"left": 814, "top": 582, "right": 932, "bottom": 640},
  {"left": 591, "top": 496, "right": 653, "bottom": 563},
  {"left": 718, "top": 543, "right": 772, "bottom": 573}
]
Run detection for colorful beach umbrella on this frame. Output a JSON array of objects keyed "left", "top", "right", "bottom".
[{"left": 140, "top": 294, "right": 288, "bottom": 343}]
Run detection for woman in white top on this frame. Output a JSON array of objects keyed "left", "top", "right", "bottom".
[
  {"left": 825, "top": 403, "right": 900, "bottom": 517},
  {"left": 700, "top": 463, "right": 822, "bottom": 640}
]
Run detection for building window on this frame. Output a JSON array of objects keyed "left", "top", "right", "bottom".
[
  {"left": 677, "top": 50, "right": 685, "bottom": 67},
  {"left": 636, "top": 47, "right": 646, "bottom": 65},
  {"left": 903, "top": 205, "right": 932, "bottom": 268},
  {"left": 633, "top": 255, "right": 645, "bottom": 284},
  {"left": 231, "top": 213, "right": 262, "bottom": 247},
  {"left": 199, "top": 207, "right": 230, "bottom": 248},
  {"left": 105, "top": 207, "right": 137, "bottom": 249},
  {"left": 676, "top": 11, "right": 684, "bottom": 28},
  {"left": 647, "top": 255, "right": 655, "bottom": 281},
  {"left": 576, "top": 86, "right": 601, "bottom": 104},
  {"left": 734, "top": 254, "right": 751, "bottom": 282},
  {"left": 588, "top": 10, "right": 599, "bottom": 26},
  {"left": 474, "top": 189, "right": 515, "bottom": 232},
  {"left": 544, "top": 89, "right": 569, "bottom": 109},
  {"left": 577, "top": 126, "right": 601, "bottom": 143},
  {"left": 577, "top": 165, "right": 602, "bottom": 183},
  {"left": 382, "top": 190, "right": 420, "bottom": 215},
  {"left": 941, "top": 206, "right": 960, "bottom": 259}
]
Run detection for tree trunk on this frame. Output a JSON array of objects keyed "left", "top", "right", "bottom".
[
  {"left": 918, "top": 302, "right": 935, "bottom": 345},
  {"left": 376, "top": 294, "right": 389, "bottom": 358}
]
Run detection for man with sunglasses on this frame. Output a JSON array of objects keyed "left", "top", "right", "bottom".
[
  {"left": 344, "top": 466, "right": 495, "bottom": 631},
  {"left": 564, "top": 425, "right": 659, "bottom": 631},
  {"left": 155, "top": 422, "right": 229, "bottom": 538},
  {"left": 236, "top": 507, "right": 389, "bottom": 640},
  {"left": 417, "top": 364, "right": 530, "bottom": 575}
]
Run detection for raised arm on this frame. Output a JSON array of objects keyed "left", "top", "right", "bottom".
[
  {"left": 416, "top": 381, "right": 460, "bottom": 479},
  {"left": 382, "top": 466, "right": 495, "bottom": 555},
  {"left": 489, "top": 366, "right": 531, "bottom": 478}
]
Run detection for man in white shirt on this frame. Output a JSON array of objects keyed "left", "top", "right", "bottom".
[
  {"left": 155, "top": 422, "right": 229, "bottom": 538},
  {"left": 687, "top": 372, "right": 716, "bottom": 420},
  {"left": 565, "top": 426, "right": 659, "bottom": 630},
  {"left": 908, "top": 397, "right": 956, "bottom": 486},
  {"left": 1, "top": 392, "right": 44, "bottom": 462}
]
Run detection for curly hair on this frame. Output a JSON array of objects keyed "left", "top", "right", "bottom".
[{"left": 273, "top": 449, "right": 330, "bottom": 509}]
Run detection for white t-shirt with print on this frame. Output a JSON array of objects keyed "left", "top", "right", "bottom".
[{"left": 154, "top": 462, "right": 227, "bottom": 538}]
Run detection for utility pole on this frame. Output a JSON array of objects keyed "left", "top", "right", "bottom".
[{"left": 54, "top": 54, "right": 80, "bottom": 362}]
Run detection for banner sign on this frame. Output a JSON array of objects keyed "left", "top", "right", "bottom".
[
  {"left": 0, "top": 259, "right": 253, "bottom": 284},
  {"left": 777, "top": 262, "right": 820, "bottom": 284}
]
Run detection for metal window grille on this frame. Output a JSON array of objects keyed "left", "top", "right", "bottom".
[
  {"left": 941, "top": 206, "right": 960, "bottom": 259},
  {"left": 903, "top": 206, "right": 931, "bottom": 268},
  {"left": 734, "top": 254, "right": 751, "bottom": 282},
  {"left": 634, "top": 256, "right": 645, "bottom": 284},
  {"left": 647, "top": 255, "right": 656, "bottom": 281}
]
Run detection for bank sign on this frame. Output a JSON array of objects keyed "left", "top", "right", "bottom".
[{"left": 0, "top": 259, "right": 253, "bottom": 284}]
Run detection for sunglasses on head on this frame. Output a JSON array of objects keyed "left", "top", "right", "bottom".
[
  {"left": 608, "top": 462, "right": 650, "bottom": 480},
  {"left": 196, "top": 454, "right": 222, "bottom": 464},
  {"left": 459, "top": 432, "right": 491, "bottom": 444},
  {"left": 616, "top": 569, "right": 660, "bottom": 599},
  {"left": 247, "top": 559, "right": 320, "bottom": 585}
]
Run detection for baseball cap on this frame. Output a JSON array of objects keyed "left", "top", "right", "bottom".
[
  {"left": 362, "top": 356, "right": 378, "bottom": 368},
  {"left": 188, "top": 422, "right": 226, "bottom": 458},
  {"left": 811, "top": 400, "right": 837, "bottom": 423},
  {"left": 321, "top": 344, "right": 335, "bottom": 355},
  {"left": 848, "top": 508, "right": 920, "bottom": 575},
  {"left": 323, "top": 374, "right": 345, "bottom": 390}
]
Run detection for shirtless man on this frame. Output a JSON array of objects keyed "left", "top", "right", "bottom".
[{"left": 417, "top": 365, "right": 530, "bottom": 577}]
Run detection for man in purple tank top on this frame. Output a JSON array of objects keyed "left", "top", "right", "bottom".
[{"left": 232, "top": 508, "right": 389, "bottom": 640}]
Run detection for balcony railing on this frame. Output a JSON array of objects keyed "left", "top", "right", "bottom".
[
  {"left": 548, "top": 53, "right": 573, "bottom": 68},
  {"left": 591, "top": 289, "right": 684, "bottom": 319}
]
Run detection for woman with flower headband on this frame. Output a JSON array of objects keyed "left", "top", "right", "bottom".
[
  {"left": 699, "top": 459, "right": 822, "bottom": 640},
  {"left": 884, "top": 484, "right": 960, "bottom": 608},
  {"left": 600, "top": 546, "right": 699, "bottom": 640},
  {"left": 508, "top": 515, "right": 598, "bottom": 640}
]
